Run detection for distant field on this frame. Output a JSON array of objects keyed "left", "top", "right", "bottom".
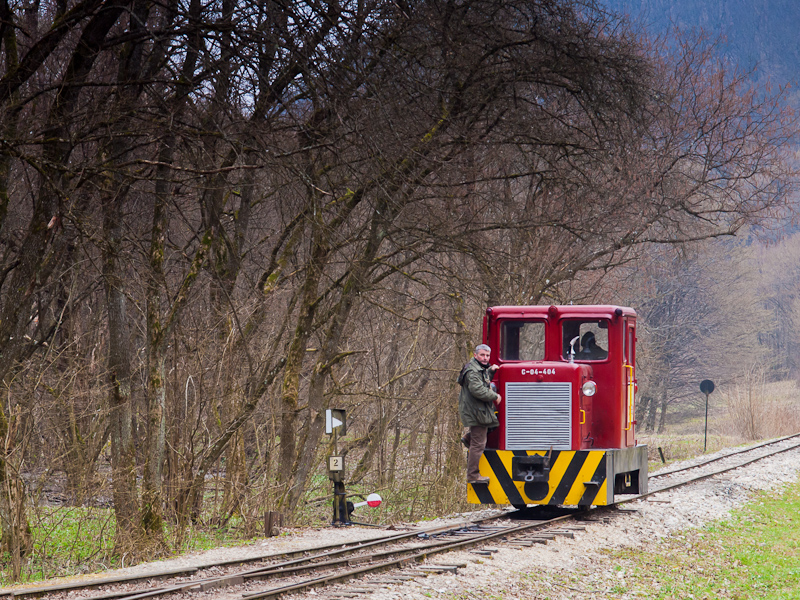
[{"left": 640, "top": 378, "right": 800, "bottom": 470}]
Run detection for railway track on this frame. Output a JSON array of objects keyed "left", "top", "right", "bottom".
[
  {"left": 638, "top": 432, "right": 800, "bottom": 499},
  {"left": 5, "top": 434, "right": 800, "bottom": 600}
]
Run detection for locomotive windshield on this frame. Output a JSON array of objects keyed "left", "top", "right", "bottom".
[
  {"left": 500, "top": 320, "right": 545, "bottom": 361},
  {"left": 562, "top": 319, "right": 609, "bottom": 361}
]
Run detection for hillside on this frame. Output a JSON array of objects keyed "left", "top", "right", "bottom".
[{"left": 603, "top": 0, "right": 800, "bottom": 92}]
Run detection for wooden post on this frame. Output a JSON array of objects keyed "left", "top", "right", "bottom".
[{"left": 265, "top": 511, "right": 283, "bottom": 536}]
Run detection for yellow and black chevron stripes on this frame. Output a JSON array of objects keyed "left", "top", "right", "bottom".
[{"left": 467, "top": 449, "right": 609, "bottom": 506}]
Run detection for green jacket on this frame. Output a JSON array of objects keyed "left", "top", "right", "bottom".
[{"left": 458, "top": 358, "right": 500, "bottom": 428}]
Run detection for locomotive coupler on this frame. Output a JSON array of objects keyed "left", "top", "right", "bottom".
[{"left": 511, "top": 454, "right": 551, "bottom": 483}]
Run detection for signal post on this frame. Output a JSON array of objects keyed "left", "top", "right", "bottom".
[
  {"left": 326, "top": 409, "right": 383, "bottom": 524},
  {"left": 326, "top": 409, "right": 348, "bottom": 524}
]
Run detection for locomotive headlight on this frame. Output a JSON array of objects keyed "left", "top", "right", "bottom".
[{"left": 581, "top": 381, "right": 597, "bottom": 397}]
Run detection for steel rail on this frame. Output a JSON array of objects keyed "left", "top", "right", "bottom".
[
  {"left": 0, "top": 518, "right": 499, "bottom": 599},
  {"left": 649, "top": 432, "right": 800, "bottom": 480},
  {"left": 241, "top": 514, "right": 583, "bottom": 600},
  {"left": 623, "top": 438, "right": 800, "bottom": 502},
  {"left": 79, "top": 522, "right": 535, "bottom": 600},
  {"left": 64, "top": 519, "right": 565, "bottom": 600},
  {"left": 241, "top": 436, "right": 800, "bottom": 600},
  {"left": 8, "top": 435, "right": 800, "bottom": 600},
  {"left": 1, "top": 513, "right": 519, "bottom": 600}
]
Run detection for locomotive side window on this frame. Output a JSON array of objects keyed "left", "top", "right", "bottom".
[
  {"left": 562, "top": 319, "right": 609, "bottom": 361},
  {"left": 501, "top": 321, "right": 545, "bottom": 361},
  {"left": 626, "top": 322, "right": 636, "bottom": 365}
]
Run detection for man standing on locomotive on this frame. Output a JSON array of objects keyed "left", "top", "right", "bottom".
[{"left": 458, "top": 344, "right": 502, "bottom": 484}]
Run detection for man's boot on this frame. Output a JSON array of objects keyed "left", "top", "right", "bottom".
[
  {"left": 467, "top": 475, "right": 490, "bottom": 484},
  {"left": 466, "top": 446, "right": 489, "bottom": 484}
]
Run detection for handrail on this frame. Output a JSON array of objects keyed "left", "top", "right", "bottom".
[{"left": 624, "top": 364, "right": 635, "bottom": 431}]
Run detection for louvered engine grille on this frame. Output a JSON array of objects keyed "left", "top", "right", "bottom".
[{"left": 505, "top": 382, "right": 572, "bottom": 449}]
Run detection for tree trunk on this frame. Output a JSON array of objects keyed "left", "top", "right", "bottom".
[
  {"left": 180, "top": 357, "right": 285, "bottom": 523},
  {"left": 103, "top": 197, "right": 142, "bottom": 554},
  {"left": 349, "top": 417, "right": 382, "bottom": 485},
  {"left": 141, "top": 350, "right": 167, "bottom": 549},
  {"left": 644, "top": 395, "right": 658, "bottom": 432},
  {"left": 447, "top": 293, "right": 470, "bottom": 479},
  {"left": 276, "top": 204, "right": 328, "bottom": 503},
  {"left": 141, "top": 150, "right": 171, "bottom": 552},
  {"left": 387, "top": 419, "right": 402, "bottom": 485},
  {"left": 140, "top": 107, "right": 213, "bottom": 550},
  {"left": 657, "top": 388, "right": 668, "bottom": 434},
  {"left": 0, "top": 402, "right": 32, "bottom": 581}
]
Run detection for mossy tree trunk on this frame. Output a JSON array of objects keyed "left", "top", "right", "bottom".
[{"left": 0, "top": 402, "right": 31, "bottom": 581}]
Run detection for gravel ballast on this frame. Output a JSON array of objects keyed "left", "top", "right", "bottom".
[{"left": 349, "top": 443, "right": 800, "bottom": 600}]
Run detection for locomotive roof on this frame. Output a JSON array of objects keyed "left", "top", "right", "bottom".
[{"left": 487, "top": 305, "right": 637, "bottom": 318}]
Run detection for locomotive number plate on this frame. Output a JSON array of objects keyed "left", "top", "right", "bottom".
[{"left": 521, "top": 368, "right": 556, "bottom": 375}]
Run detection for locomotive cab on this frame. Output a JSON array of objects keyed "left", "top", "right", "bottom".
[{"left": 467, "top": 305, "right": 648, "bottom": 508}]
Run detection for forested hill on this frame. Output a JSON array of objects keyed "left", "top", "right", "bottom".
[{"left": 602, "top": 0, "right": 800, "bottom": 91}]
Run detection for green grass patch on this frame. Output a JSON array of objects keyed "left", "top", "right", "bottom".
[
  {"left": 604, "top": 478, "right": 800, "bottom": 599},
  {"left": 0, "top": 506, "right": 256, "bottom": 586},
  {"left": 1, "top": 506, "right": 116, "bottom": 584},
  {"left": 170, "top": 515, "right": 252, "bottom": 555}
]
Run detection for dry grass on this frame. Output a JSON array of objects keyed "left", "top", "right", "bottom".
[
  {"left": 641, "top": 377, "right": 800, "bottom": 469},
  {"left": 719, "top": 376, "right": 800, "bottom": 441},
  {"left": 639, "top": 433, "right": 740, "bottom": 467}
]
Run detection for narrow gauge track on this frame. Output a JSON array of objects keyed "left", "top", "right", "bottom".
[
  {"left": 6, "top": 434, "right": 800, "bottom": 600},
  {"left": 0, "top": 517, "right": 519, "bottom": 600},
  {"left": 658, "top": 432, "right": 800, "bottom": 477},
  {"left": 72, "top": 516, "right": 584, "bottom": 600},
  {"left": 639, "top": 432, "right": 800, "bottom": 498}
]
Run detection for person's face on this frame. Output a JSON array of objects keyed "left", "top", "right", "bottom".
[{"left": 474, "top": 348, "right": 491, "bottom": 365}]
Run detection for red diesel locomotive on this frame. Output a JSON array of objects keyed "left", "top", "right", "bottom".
[{"left": 467, "top": 304, "right": 647, "bottom": 508}]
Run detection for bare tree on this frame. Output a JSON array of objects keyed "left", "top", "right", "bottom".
[{"left": 0, "top": 0, "right": 795, "bottom": 577}]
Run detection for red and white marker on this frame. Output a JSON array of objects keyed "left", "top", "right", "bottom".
[{"left": 353, "top": 493, "right": 382, "bottom": 508}]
